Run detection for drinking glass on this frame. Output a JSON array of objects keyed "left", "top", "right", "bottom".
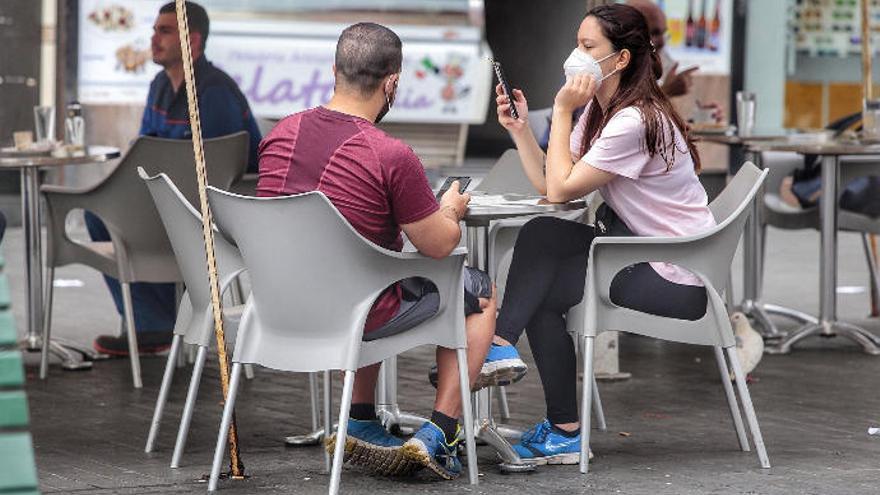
[
  {"left": 33, "top": 106, "right": 55, "bottom": 144},
  {"left": 862, "top": 98, "right": 880, "bottom": 141},
  {"left": 736, "top": 92, "right": 756, "bottom": 137}
]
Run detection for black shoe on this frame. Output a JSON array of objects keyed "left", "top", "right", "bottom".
[{"left": 94, "top": 331, "right": 174, "bottom": 356}]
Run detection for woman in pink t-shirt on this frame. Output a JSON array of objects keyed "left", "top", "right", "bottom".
[{"left": 486, "top": 4, "right": 716, "bottom": 464}]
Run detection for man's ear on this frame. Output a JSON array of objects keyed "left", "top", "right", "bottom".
[{"left": 189, "top": 32, "right": 204, "bottom": 56}]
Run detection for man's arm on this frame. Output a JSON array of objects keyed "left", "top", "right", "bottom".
[
  {"left": 198, "top": 86, "right": 246, "bottom": 138},
  {"left": 401, "top": 183, "right": 469, "bottom": 260}
]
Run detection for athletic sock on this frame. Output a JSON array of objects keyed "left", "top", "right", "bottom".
[
  {"left": 551, "top": 424, "right": 580, "bottom": 438},
  {"left": 430, "top": 410, "right": 459, "bottom": 444},
  {"left": 350, "top": 403, "right": 376, "bottom": 421}
]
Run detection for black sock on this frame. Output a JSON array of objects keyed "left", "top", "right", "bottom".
[
  {"left": 431, "top": 410, "right": 459, "bottom": 443},
  {"left": 551, "top": 424, "right": 580, "bottom": 437},
  {"left": 350, "top": 403, "right": 376, "bottom": 421}
]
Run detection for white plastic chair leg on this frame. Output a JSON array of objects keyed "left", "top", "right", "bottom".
[
  {"left": 579, "top": 335, "right": 595, "bottom": 474},
  {"left": 329, "top": 370, "right": 355, "bottom": 495},
  {"left": 323, "top": 370, "right": 332, "bottom": 473},
  {"left": 208, "top": 362, "right": 243, "bottom": 492},
  {"left": 714, "top": 346, "right": 750, "bottom": 451},
  {"left": 591, "top": 375, "right": 607, "bottom": 431},
  {"left": 39, "top": 266, "right": 55, "bottom": 379},
  {"left": 145, "top": 334, "right": 182, "bottom": 453},
  {"left": 456, "top": 348, "right": 479, "bottom": 485},
  {"left": 861, "top": 233, "right": 880, "bottom": 314},
  {"left": 244, "top": 364, "right": 255, "bottom": 380},
  {"left": 121, "top": 282, "right": 143, "bottom": 389},
  {"left": 726, "top": 346, "right": 770, "bottom": 468},
  {"left": 171, "top": 345, "right": 208, "bottom": 468}
]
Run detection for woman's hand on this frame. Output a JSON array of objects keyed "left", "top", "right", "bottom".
[
  {"left": 495, "top": 84, "right": 529, "bottom": 134},
  {"left": 554, "top": 74, "right": 596, "bottom": 114}
]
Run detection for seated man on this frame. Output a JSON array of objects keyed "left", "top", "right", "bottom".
[
  {"left": 258, "top": 23, "right": 525, "bottom": 479},
  {"left": 89, "top": 1, "right": 262, "bottom": 355}
]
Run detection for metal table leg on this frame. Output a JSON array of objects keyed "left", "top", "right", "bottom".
[
  {"left": 767, "top": 155, "right": 880, "bottom": 355},
  {"left": 465, "top": 223, "right": 534, "bottom": 473},
  {"left": 16, "top": 168, "right": 93, "bottom": 374},
  {"left": 376, "top": 357, "right": 429, "bottom": 435}
]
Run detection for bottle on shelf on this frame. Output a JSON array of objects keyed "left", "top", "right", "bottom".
[
  {"left": 686, "top": 0, "right": 695, "bottom": 47},
  {"left": 696, "top": 0, "right": 708, "bottom": 49},
  {"left": 709, "top": 0, "right": 721, "bottom": 51}
]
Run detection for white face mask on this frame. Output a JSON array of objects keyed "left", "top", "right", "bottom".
[{"left": 563, "top": 48, "right": 620, "bottom": 88}]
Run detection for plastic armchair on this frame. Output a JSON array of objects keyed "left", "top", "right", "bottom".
[
  {"left": 569, "top": 162, "right": 771, "bottom": 473},
  {"left": 139, "top": 168, "right": 248, "bottom": 469},
  {"left": 40, "top": 132, "right": 249, "bottom": 388},
  {"left": 205, "top": 188, "right": 478, "bottom": 494}
]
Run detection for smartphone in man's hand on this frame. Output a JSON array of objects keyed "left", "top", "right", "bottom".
[{"left": 436, "top": 176, "right": 472, "bottom": 200}]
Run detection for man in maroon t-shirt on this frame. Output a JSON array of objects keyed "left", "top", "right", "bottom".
[{"left": 258, "top": 23, "right": 508, "bottom": 480}]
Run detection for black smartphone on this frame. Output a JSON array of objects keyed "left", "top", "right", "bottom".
[
  {"left": 492, "top": 60, "right": 520, "bottom": 120},
  {"left": 436, "top": 176, "right": 472, "bottom": 200}
]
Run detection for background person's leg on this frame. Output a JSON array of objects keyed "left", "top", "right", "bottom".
[{"left": 85, "top": 211, "right": 176, "bottom": 336}]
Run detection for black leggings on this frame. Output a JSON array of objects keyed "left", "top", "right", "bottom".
[{"left": 496, "top": 216, "right": 707, "bottom": 425}]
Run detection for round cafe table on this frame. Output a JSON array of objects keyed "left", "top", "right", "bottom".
[
  {"left": 463, "top": 193, "right": 587, "bottom": 472},
  {"left": 745, "top": 139, "right": 880, "bottom": 355},
  {"left": 0, "top": 146, "right": 121, "bottom": 374}
]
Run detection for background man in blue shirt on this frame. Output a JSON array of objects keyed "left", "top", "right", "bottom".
[{"left": 88, "top": 1, "right": 262, "bottom": 355}]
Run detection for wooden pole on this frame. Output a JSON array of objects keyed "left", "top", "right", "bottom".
[{"left": 174, "top": 0, "right": 244, "bottom": 477}]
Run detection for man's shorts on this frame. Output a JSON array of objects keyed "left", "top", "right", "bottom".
[{"left": 363, "top": 267, "right": 492, "bottom": 341}]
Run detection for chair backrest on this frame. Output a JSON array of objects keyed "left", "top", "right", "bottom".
[
  {"left": 140, "top": 168, "right": 244, "bottom": 346},
  {"left": 527, "top": 107, "right": 553, "bottom": 143},
  {"left": 473, "top": 149, "right": 539, "bottom": 195},
  {"left": 207, "top": 187, "right": 463, "bottom": 372},
  {"left": 76, "top": 132, "right": 249, "bottom": 281},
  {"left": 578, "top": 162, "right": 767, "bottom": 346}
]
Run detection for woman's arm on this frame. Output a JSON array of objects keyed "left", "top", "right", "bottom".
[
  {"left": 495, "top": 85, "right": 547, "bottom": 194},
  {"left": 545, "top": 75, "right": 616, "bottom": 203}
]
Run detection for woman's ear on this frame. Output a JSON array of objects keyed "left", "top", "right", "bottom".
[{"left": 617, "top": 49, "right": 631, "bottom": 70}]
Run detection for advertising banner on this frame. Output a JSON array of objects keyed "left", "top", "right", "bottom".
[{"left": 78, "top": 1, "right": 492, "bottom": 123}]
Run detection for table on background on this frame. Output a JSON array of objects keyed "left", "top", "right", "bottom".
[
  {"left": 0, "top": 146, "right": 121, "bottom": 374},
  {"left": 745, "top": 139, "right": 880, "bottom": 354}
]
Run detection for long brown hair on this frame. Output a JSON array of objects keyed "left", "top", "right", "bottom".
[{"left": 578, "top": 4, "right": 701, "bottom": 172}]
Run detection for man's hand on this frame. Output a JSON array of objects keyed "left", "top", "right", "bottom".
[
  {"left": 661, "top": 62, "right": 698, "bottom": 98},
  {"left": 439, "top": 180, "right": 470, "bottom": 222},
  {"left": 554, "top": 74, "right": 596, "bottom": 115}
]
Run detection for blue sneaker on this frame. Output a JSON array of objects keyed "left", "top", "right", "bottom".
[
  {"left": 325, "top": 419, "right": 408, "bottom": 475},
  {"left": 513, "top": 419, "right": 590, "bottom": 465},
  {"left": 475, "top": 344, "right": 528, "bottom": 389},
  {"left": 401, "top": 422, "right": 462, "bottom": 480}
]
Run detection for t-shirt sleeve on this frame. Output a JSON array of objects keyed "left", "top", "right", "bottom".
[
  {"left": 581, "top": 109, "right": 650, "bottom": 180},
  {"left": 385, "top": 143, "right": 440, "bottom": 225}
]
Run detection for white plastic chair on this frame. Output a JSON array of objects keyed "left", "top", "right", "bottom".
[
  {"left": 41, "top": 132, "right": 249, "bottom": 388},
  {"left": 139, "top": 169, "right": 247, "bottom": 468},
  {"left": 570, "top": 162, "right": 771, "bottom": 473},
  {"left": 205, "top": 188, "right": 478, "bottom": 494}
]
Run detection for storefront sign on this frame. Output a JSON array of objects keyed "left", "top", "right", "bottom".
[{"left": 77, "top": 0, "right": 492, "bottom": 123}]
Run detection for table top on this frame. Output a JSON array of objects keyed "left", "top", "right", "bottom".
[
  {"left": 0, "top": 146, "right": 121, "bottom": 169},
  {"left": 464, "top": 193, "right": 587, "bottom": 225},
  {"left": 746, "top": 139, "right": 880, "bottom": 156}
]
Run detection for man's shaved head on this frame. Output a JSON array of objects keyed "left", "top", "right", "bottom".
[{"left": 627, "top": 0, "right": 667, "bottom": 51}]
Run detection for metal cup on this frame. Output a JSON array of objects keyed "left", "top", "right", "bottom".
[
  {"left": 736, "top": 92, "right": 756, "bottom": 137},
  {"left": 33, "top": 106, "right": 55, "bottom": 144}
]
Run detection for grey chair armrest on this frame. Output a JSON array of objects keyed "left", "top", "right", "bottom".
[{"left": 588, "top": 233, "right": 728, "bottom": 306}]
